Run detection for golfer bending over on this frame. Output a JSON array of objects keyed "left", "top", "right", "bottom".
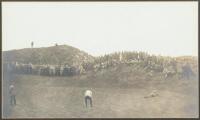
[{"left": 84, "top": 89, "right": 93, "bottom": 108}]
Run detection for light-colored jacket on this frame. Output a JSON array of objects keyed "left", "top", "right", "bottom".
[
  {"left": 9, "top": 85, "right": 16, "bottom": 96},
  {"left": 85, "top": 90, "right": 92, "bottom": 97}
]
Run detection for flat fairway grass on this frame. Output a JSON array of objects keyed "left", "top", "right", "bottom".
[{"left": 7, "top": 74, "right": 198, "bottom": 118}]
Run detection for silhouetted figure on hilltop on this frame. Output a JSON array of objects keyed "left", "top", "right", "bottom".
[{"left": 31, "top": 41, "right": 34, "bottom": 48}]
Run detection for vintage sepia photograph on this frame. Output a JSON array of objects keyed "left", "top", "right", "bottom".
[{"left": 2, "top": 1, "right": 198, "bottom": 118}]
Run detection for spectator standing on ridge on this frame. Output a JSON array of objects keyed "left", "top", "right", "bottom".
[
  {"left": 31, "top": 41, "right": 34, "bottom": 48},
  {"left": 84, "top": 89, "right": 93, "bottom": 108}
]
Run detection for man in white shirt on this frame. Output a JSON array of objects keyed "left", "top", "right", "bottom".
[{"left": 84, "top": 90, "right": 93, "bottom": 108}]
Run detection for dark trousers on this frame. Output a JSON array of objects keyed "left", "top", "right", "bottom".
[
  {"left": 85, "top": 96, "right": 92, "bottom": 107},
  {"left": 10, "top": 95, "right": 16, "bottom": 105}
]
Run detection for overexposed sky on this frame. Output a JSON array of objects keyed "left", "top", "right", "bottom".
[{"left": 2, "top": 2, "right": 198, "bottom": 57}]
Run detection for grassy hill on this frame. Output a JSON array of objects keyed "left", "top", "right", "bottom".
[
  {"left": 90, "top": 52, "right": 198, "bottom": 80},
  {"left": 2, "top": 45, "right": 198, "bottom": 118},
  {"left": 3, "top": 45, "right": 198, "bottom": 78},
  {"left": 3, "top": 45, "right": 95, "bottom": 66}
]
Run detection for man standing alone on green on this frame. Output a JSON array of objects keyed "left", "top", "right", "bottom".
[{"left": 9, "top": 84, "right": 16, "bottom": 106}]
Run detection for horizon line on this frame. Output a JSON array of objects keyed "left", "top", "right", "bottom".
[{"left": 2, "top": 44, "right": 198, "bottom": 58}]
